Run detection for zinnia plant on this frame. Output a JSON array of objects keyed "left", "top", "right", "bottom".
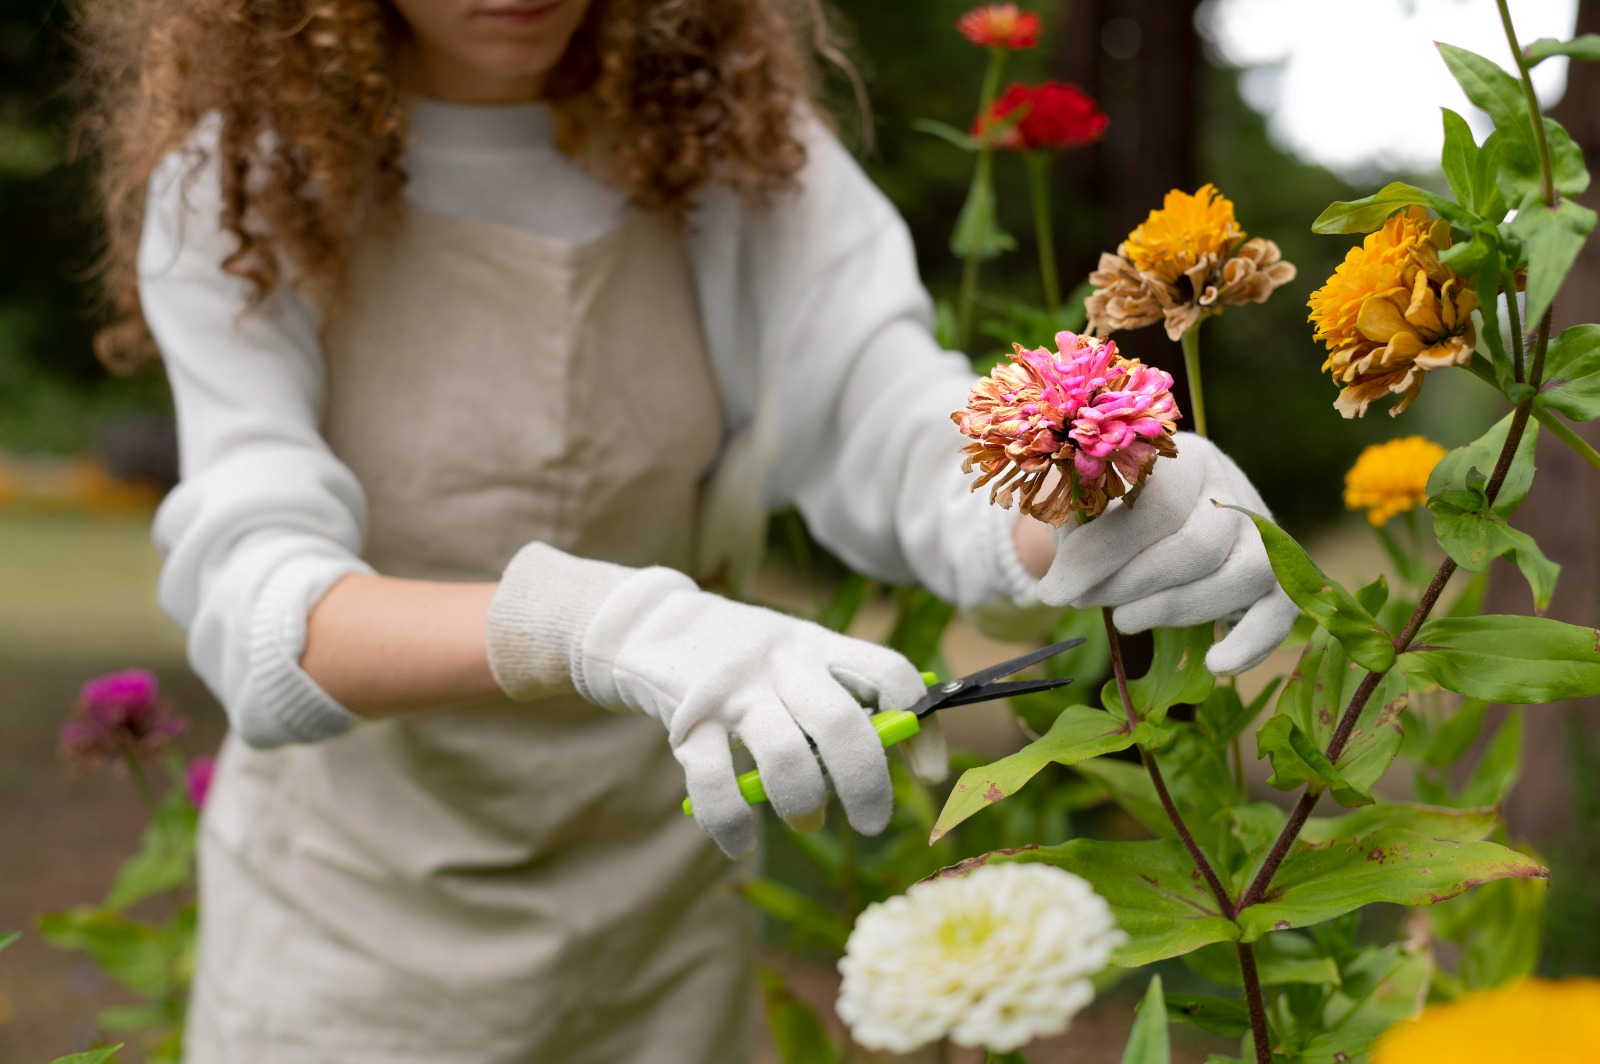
[
  {"left": 920, "top": 6, "right": 1600, "bottom": 1064},
  {"left": 1309, "top": 205, "right": 1478, "bottom": 417},
  {"left": 1086, "top": 183, "right": 1296, "bottom": 434},
  {"left": 952, "top": 330, "right": 1179, "bottom": 525},
  {"left": 59, "top": 668, "right": 187, "bottom": 774},
  {"left": 836, "top": 863, "right": 1123, "bottom": 1054}
]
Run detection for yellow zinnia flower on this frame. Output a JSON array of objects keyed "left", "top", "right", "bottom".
[
  {"left": 1123, "top": 184, "right": 1243, "bottom": 283},
  {"left": 1343, "top": 436, "right": 1447, "bottom": 526},
  {"left": 1087, "top": 183, "right": 1296, "bottom": 341},
  {"left": 1309, "top": 206, "right": 1478, "bottom": 418},
  {"left": 1373, "top": 978, "right": 1600, "bottom": 1064}
]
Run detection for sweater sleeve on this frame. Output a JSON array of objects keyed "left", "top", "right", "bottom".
[
  {"left": 140, "top": 143, "right": 373, "bottom": 747},
  {"left": 738, "top": 121, "right": 1039, "bottom": 611}
]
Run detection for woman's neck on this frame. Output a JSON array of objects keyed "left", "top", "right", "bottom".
[{"left": 396, "top": 40, "right": 546, "bottom": 105}]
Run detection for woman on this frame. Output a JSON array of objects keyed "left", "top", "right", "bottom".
[{"left": 85, "top": 0, "right": 1296, "bottom": 1059}]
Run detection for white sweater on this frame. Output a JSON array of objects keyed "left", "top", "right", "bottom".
[{"left": 139, "top": 101, "right": 1037, "bottom": 748}]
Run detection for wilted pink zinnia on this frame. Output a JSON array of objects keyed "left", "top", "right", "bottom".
[
  {"left": 952, "top": 332, "right": 1179, "bottom": 525},
  {"left": 59, "top": 668, "right": 187, "bottom": 769}
]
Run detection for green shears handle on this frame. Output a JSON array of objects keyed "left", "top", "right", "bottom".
[{"left": 679, "top": 672, "right": 935, "bottom": 818}]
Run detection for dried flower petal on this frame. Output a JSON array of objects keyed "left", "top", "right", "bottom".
[
  {"left": 837, "top": 864, "right": 1125, "bottom": 1053},
  {"left": 1309, "top": 206, "right": 1477, "bottom": 418},
  {"left": 953, "top": 331, "right": 1179, "bottom": 525},
  {"left": 1087, "top": 185, "right": 1297, "bottom": 341}
]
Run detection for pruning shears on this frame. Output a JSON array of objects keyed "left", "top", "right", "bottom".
[{"left": 681, "top": 635, "right": 1085, "bottom": 816}]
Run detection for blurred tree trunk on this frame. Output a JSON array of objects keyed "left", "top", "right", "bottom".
[
  {"left": 1049, "top": 0, "right": 1202, "bottom": 677},
  {"left": 1485, "top": 0, "right": 1600, "bottom": 840}
]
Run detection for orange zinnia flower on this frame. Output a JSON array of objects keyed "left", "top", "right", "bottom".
[{"left": 957, "top": 4, "right": 1040, "bottom": 49}]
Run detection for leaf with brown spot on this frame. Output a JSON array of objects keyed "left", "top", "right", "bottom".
[
  {"left": 1236, "top": 829, "right": 1547, "bottom": 941},
  {"left": 930, "top": 704, "right": 1136, "bottom": 842}
]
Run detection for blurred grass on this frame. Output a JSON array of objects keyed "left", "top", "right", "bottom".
[{"left": 0, "top": 511, "right": 183, "bottom": 666}]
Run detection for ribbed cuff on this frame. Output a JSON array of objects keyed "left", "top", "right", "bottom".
[
  {"left": 242, "top": 556, "right": 372, "bottom": 747},
  {"left": 985, "top": 502, "right": 1043, "bottom": 608},
  {"left": 486, "top": 542, "right": 637, "bottom": 702}
]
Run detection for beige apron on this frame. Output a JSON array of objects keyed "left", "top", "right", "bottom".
[{"left": 184, "top": 205, "right": 756, "bottom": 1063}]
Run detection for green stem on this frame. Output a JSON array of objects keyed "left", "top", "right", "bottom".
[
  {"left": 1026, "top": 153, "right": 1060, "bottom": 315},
  {"left": 125, "top": 753, "right": 158, "bottom": 812},
  {"left": 1231, "top": 733, "right": 1246, "bottom": 793},
  {"left": 840, "top": 815, "right": 861, "bottom": 922},
  {"left": 1180, "top": 326, "right": 1208, "bottom": 437},
  {"left": 1497, "top": 0, "right": 1559, "bottom": 207},
  {"left": 955, "top": 49, "right": 1009, "bottom": 353},
  {"left": 1534, "top": 406, "right": 1600, "bottom": 473},
  {"left": 1504, "top": 262, "right": 1527, "bottom": 383},
  {"left": 1238, "top": 943, "right": 1273, "bottom": 1064}
]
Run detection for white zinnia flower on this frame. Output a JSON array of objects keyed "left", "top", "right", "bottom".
[{"left": 836, "top": 862, "right": 1126, "bottom": 1053}]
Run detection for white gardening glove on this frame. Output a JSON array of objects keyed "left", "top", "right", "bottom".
[
  {"left": 485, "top": 544, "right": 940, "bottom": 859},
  {"left": 1037, "top": 432, "right": 1298, "bottom": 675}
]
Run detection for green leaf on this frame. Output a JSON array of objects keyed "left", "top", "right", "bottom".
[
  {"left": 1257, "top": 715, "right": 1374, "bottom": 807},
  {"left": 759, "top": 968, "right": 841, "bottom": 1064},
  {"left": 1101, "top": 624, "right": 1216, "bottom": 724},
  {"left": 1272, "top": 629, "right": 1408, "bottom": 803},
  {"left": 911, "top": 117, "right": 981, "bottom": 153},
  {"left": 37, "top": 909, "right": 180, "bottom": 996},
  {"left": 1440, "top": 108, "right": 1478, "bottom": 208},
  {"left": 1235, "top": 829, "right": 1548, "bottom": 941},
  {"left": 0, "top": 931, "right": 18, "bottom": 955},
  {"left": 1473, "top": 132, "right": 1509, "bottom": 223},
  {"left": 1312, "top": 181, "right": 1469, "bottom": 234},
  {"left": 1297, "top": 947, "right": 1431, "bottom": 1064},
  {"left": 1431, "top": 868, "right": 1544, "bottom": 988},
  {"left": 1498, "top": 118, "right": 1592, "bottom": 203},
  {"left": 968, "top": 839, "right": 1241, "bottom": 965},
  {"left": 1401, "top": 615, "right": 1600, "bottom": 702},
  {"left": 1437, "top": 44, "right": 1539, "bottom": 178},
  {"left": 1164, "top": 993, "right": 1248, "bottom": 1039},
  {"left": 1536, "top": 324, "right": 1600, "bottom": 421},
  {"left": 885, "top": 586, "right": 955, "bottom": 669},
  {"left": 1458, "top": 711, "right": 1523, "bottom": 807},
  {"left": 931, "top": 704, "right": 1136, "bottom": 841},
  {"left": 1301, "top": 801, "right": 1499, "bottom": 845},
  {"left": 1421, "top": 698, "right": 1489, "bottom": 768},
  {"left": 1073, "top": 726, "right": 1240, "bottom": 845},
  {"left": 1427, "top": 412, "right": 1539, "bottom": 517},
  {"left": 1525, "top": 34, "right": 1600, "bottom": 64},
  {"left": 1123, "top": 975, "right": 1172, "bottom": 1064},
  {"left": 1510, "top": 197, "right": 1598, "bottom": 328},
  {"left": 950, "top": 175, "right": 1016, "bottom": 260},
  {"left": 1427, "top": 481, "right": 1559, "bottom": 613},
  {"left": 737, "top": 880, "right": 849, "bottom": 954},
  {"left": 106, "top": 784, "right": 198, "bottom": 910},
  {"left": 1182, "top": 937, "right": 1340, "bottom": 988},
  {"left": 1224, "top": 506, "right": 1393, "bottom": 673},
  {"left": 46, "top": 1048, "right": 124, "bottom": 1064},
  {"left": 97, "top": 1004, "right": 169, "bottom": 1032},
  {"left": 1199, "top": 678, "right": 1282, "bottom": 746},
  {"left": 817, "top": 573, "right": 876, "bottom": 633}
]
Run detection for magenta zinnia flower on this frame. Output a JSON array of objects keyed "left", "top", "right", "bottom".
[
  {"left": 59, "top": 668, "right": 187, "bottom": 770},
  {"left": 186, "top": 756, "right": 216, "bottom": 808},
  {"left": 952, "top": 332, "right": 1180, "bottom": 525}
]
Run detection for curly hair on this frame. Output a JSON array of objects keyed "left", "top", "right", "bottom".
[{"left": 82, "top": 0, "right": 853, "bottom": 371}]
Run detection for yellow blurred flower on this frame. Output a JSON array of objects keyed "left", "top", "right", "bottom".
[
  {"left": 1087, "top": 183, "right": 1295, "bottom": 341},
  {"left": 1309, "top": 206, "right": 1478, "bottom": 418},
  {"left": 1373, "top": 978, "right": 1600, "bottom": 1064},
  {"left": 1344, "top": 436, "right": 1447, "bottom": 526}
]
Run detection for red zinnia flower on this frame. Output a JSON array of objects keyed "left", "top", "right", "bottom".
[
  {"left": 957, "top": 4, "right": 1040, "bottom": 49},
  {"left": 975, "top": 82, "right": 1108, "bottom": 152}
]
